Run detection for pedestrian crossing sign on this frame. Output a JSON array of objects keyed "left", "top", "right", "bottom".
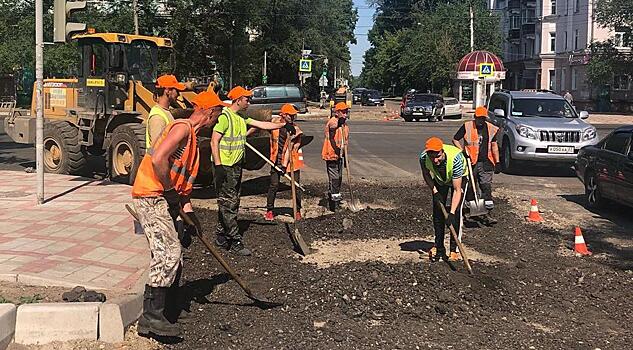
[
  {"left": 479, "top": 63, "right": 494, "bottom": 77},
  {"left": 299, "top": 59, "right": 312, "bottom": 72}
]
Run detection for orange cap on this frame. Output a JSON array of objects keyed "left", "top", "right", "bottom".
[
  {"left": 335, "top": 102, "right": 349, "bottom": 111},
  {"left": 425, "top": 137, "right": 444, "bottom": 152},
  {"left": 227, "top": 86, "right": 253, "bottom": 100},
  {"left": 280, "top": 103, "right": 299, "bottom": 115},
  {"left": 156, "top": 74, "right": 185, "bottom": 91},
  {"left": 191, "top": 91, "right": 229, "bottom": 109},
  {"left": 474, "top": 106, "right": 488, "bottom": 118}
]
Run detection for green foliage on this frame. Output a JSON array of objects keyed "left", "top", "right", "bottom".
[
  {"left": 0, "top": 295, "right": 12, "bottom": 304},
  {"left": 0, "top": 0, "right": 357, "bottom": 95},
  {"left": 586, "top": 40, "right": 632, "bottom": 87},
  {"left": 360, "top": 0, "right": 502, "bottom": 95},
  {"left": 18, "top": 294, "right": 43, "bottom": 305},
  {"left": 595, "top": 0, "right": 633, "bottom": 29}
]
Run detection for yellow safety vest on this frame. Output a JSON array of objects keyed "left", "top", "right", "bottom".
[{"left": 145, "top": 105, "right": 173, "bottom": 148}]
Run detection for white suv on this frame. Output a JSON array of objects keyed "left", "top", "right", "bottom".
[{"left": 487, "top": 90, "right": 599, "bottom": 172}]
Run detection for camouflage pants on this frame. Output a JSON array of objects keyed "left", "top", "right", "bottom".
[
  {"left": 133, "top": 197, "right": 182, "bottom": 288},
  {"left": 214, "top": 163, "right": 243, "bottom": 241}
]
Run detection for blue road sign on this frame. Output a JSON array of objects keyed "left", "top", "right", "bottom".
[
  {"left": 299, "top": 59, "right": 312, "bottom": 72},
  {"left": 479, "top": 63, "right": 494, "bottom": 77}
]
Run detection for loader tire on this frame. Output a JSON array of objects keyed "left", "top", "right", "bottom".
[
  {"left": 109, "top": 123, "right": 146, "bottom": 185},
  {"left": 43, "top": 121, "right": 88, "bottom": 175}
]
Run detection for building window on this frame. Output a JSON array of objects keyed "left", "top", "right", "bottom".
[
  {"left": 614, "top": 32, "right": 625, "bottom": 47},
  {"left": 575, "top": 29, "right": 579, "bottom": 50},
  {"left": 550, "top": 32, "right": 556, "bottom": 52},
  {"left": 613, "top": 75, "right": 630, "bottom": 91},
  {"left": 561, "top": 68, "right": 566, "bottom": 91},
  {"left": 549, "top": 69, "right": 556, "bottom": 90},
  {"left": 574, "top": 0, "right": 580, "bottom": 13},
  {"left": 522, "top": 9, "right": 536, "bottom": 23},
  {"left": 511, "top": 15, "right": 520, "bottom": 29},
  {"left": 565, "top": 0, "right": 569, "bottom": 15},
  {"left": 571, "top": 67, "right": 577, "bottom": 90},
  {"left": 551, "top": 0, "right": 557, "bottom": 15},
  {"left": 564, "top": 31, "right": 568, "bottom": 50}
]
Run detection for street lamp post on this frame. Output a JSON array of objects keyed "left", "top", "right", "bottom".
[{"left": 35, "top": 0, "right": 44, "bottom": 204}]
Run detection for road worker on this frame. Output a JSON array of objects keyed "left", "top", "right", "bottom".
[
  {"left": 212, "top": 86, "right": 290, "bottom": 256},
  {"left": 452, "top": 106, "right": 500, "bottom": 225},
  {"left": 265, "top": 103, "right": 304, "bottom": 221},
  {"left": 146, "top": 75, "right": 185, "bottom": 148},
  {"left": 132, "top": 91, "right": 227, "bottom": 338},
  {"left": 419, "top": 137, "right": 469, "bottom": 262},
  {"left": 322, "top": 102, "right": 349, "bottom": 211}
]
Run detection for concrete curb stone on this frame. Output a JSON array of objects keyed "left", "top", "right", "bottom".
[
  {"left": 98, "top": 304, "right": 124, "bottom": 343},
  {"left": 0, "top": 304, "right": 16, "bottom": 350},
  {"left": 14, "top": 303, "right": 101, "bottom": 345}
]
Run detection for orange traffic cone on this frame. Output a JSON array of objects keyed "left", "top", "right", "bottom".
[
  {"left": 526, "top": 199, "right": 543, "bottom": 222},
  {"left": 574, "top": 227, "right": 592, "bottom": 256}
]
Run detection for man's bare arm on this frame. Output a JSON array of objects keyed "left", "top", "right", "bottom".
[
  {"left": 248, "top": 119, "right": 285, "bottom": 130},
  {"left": 211, "top": 131, "right": 223, "bottom": 166},
  {"left": 450, "top": 177, "right": 463, "bottom": 214}
]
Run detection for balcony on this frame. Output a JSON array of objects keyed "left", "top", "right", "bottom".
[
  {"left": 508, "top": 29, "right": 521, "bottom": 42},
  {"left": 522, "top": 23, "right": 535, "bottom": 34},
  {"left": 509, "top": 0, "right": 520, "bottom": 9}
]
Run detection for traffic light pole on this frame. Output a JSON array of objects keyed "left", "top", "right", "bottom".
[{"left": 35, "top": 0, "right": 44, "bottom": 204}]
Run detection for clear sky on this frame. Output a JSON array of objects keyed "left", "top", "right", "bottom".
[{"left": 349, "top": 0, "right": 375, "bottom": 77}]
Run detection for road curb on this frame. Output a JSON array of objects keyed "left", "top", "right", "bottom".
[{"left": 0, "top": 304, "right": 16, "bottom": 350}]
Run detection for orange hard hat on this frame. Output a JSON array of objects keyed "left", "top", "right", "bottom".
[
  {"left": 474, "top": 106, "right": 488, "bottom": 118},
  {"left": 227, "top": 86, "right": 253, "bottom": 100},
  {"left": 156, "top": 74, "right": 185, "bottom": 91},
  {"left": 280, "top": 103, "right": 299, "bottom": 115},
  {"left": 425, "top": 137, "right": 444, "bottom": 152},
  {"left": 192, "top": 91, "right": 229, "bottom": 109},
  {"left": 335, "top": 102, "right": 349, "bottom": 111}
]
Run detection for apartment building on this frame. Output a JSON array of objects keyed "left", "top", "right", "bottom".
[{"left": 492, "top": 0, "right": 632, "bottom": 111}]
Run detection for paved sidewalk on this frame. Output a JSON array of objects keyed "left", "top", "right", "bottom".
[{"left": 0, "top": 170, "right": 148, "bottom": 291}]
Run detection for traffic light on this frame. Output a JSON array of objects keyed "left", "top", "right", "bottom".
[{"left": 53, "top": 0, "right": 87, "bottom": 43}]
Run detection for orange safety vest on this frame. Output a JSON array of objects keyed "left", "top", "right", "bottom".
[
  {"left": 269, "top": 117, "right": 305, "bottom": 172},
  {"left": 132, "top": 120, "right": 200, "bottom": 197},
  {"left": 464, "top": 120, "right": 498, "bottom": 164},
  {"left": 321, "top": 118, "right": 349, "bottom": 161}
]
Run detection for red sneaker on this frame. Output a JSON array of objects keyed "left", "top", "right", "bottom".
[
  {"left": 295, "top": 212, "right": 302, "bottom": 221},
  {"left": 264, "top": 211, "right": 274, "bottom": 221}
]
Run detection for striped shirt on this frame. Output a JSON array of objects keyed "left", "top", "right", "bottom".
[{"left": 419, "top": 151, "right": 466, "bottom": 180}]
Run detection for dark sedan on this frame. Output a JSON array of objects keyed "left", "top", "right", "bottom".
[
  {"left": 360, "top": 89, "right": 384, "bottom": 106},
  {"left": 400, "top": 93, "right": 444, "bottom": 122},
  {"left": 575, "top": 125, "right": 633, "bottom": 209}
]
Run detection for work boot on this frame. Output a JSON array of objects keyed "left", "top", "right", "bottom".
[
  {"left": 264, "top": 211, "right": 274, "bottom": 221},
  {"left": 230, "top": 241, "right": 252, "bottom": 256},
  {"left": 137, "top": 285, "right": 183, "bottom": 338},
  {"left": 215, "top": 235, "right": 229, "bottom": 250},
  {"left": 481, "top": 213, "right": 498, "bottom": 226},
  {"left": 165, "top": 266, "right": 193, "bottom": 324},
  {"left": 448, "top": 252, "right": 461, "bottom": 262}
]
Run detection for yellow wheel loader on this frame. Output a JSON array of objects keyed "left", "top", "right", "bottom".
[{"left": 3, "top": 32, "right": 270, "bottom": 185}]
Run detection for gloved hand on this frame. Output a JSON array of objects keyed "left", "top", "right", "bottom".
[
  {"left": 494, "top": 163, "right": 502, "bottom": 174},
  {"left": 446, "top": 212, "right": 458, "bottom": 231},
  {"left": 163, "top": 188, "right": 181, "bottom": 221},
  {"left": 214, "top": 164, "right": 226, "bottom": 180},
  {"left": 186, "top": 211, "right": 201, "bottom": 233},
  {"left": 432, "top": 191, "right": 443, "bottom": 204},
  {"left": 284, "top": 123, "right": 296, "bottom": 135},
  {"left": 337, "top": 117, "right": 346, "bottom": 127}
]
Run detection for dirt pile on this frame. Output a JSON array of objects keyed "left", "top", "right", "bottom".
[{"left": 167, "top": 184, "right": 632, "bottom": 349}]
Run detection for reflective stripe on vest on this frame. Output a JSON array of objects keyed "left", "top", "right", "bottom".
[
  {"left": 424, "top": 144, "right": 468, "bottom": 185},
  {"left": 145, "top": 105, "right": 173, "bottom": 148},
  {"left": 132, "top": 120, "right": 199, "bottom": 197},
  {"left": 464, "top": 121, "right": 498, "bottom": 164},
  {"left": 218, "top": 109, "right": 246, "bottom": 153}
]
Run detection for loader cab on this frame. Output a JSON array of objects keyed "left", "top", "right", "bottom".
[{"left": 74, "top": 33, "right": 172, "bottom": 113}]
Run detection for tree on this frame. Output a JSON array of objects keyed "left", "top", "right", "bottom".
[{"left": 595, "top": 0, "right": 633, "bottom": 29}]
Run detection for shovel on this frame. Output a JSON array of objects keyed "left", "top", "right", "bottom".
[
  {"left": 464, "top": 149, "right": 487, "bottom": 217},
  {"left": 287, "top": 142, "right": 310, "bottom": 256},
  {"left": 341, "top": 130, "right": 361, "bottom": 212},
  {"left": 245, "top": 141, "right": 305, "bottom": 192},
  {"left": 432, "top": 200, "right": 474, "bottom": 275},
  {"left": 124, "top": 204, "right": 281, "bottom": 307}
]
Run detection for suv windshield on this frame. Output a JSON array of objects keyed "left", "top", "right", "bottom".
[
  {"left": 368, "top": 90, "right": 381, "bottom": 98},
  {"left": 413, "top": 94, "right": 436, "bottom": 102},
  {"left": 511, "top": 98, "right": 577, "bottom": 118}
]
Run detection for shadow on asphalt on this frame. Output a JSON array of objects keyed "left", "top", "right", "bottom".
[
  {"left": 400, "top": 240, "right": 434, "bottom": 253},
  {"left": 503, "top": 165, "right": 576, "bottom": 177},
  {"left": 559, "top": 193, "right": 633, "bottom": 230}
]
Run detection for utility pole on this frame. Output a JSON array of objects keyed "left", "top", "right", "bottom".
[
  {"left": 35, "top": 0, "right": 44, "bottom": 204},
  {"left": 470, "top": 5, "right": 474, "bottom": 52},
  {"left": 263, "top": 51, "right": 267, "bottom": 83},
  {"left": 133, "top": 0, "right": 139, "bottom": 35}
]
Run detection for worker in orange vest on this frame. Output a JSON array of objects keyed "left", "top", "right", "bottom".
[
  {"left": 265, "top": 104, "right": 304, "bottom": 221},
  {"left": 452, "top": 106, "right": 500, "bottom": 225},
  {"left": 322, "top": 102, "right": 349, "bottom": 211},
  {"left": 131, "top": 91, "right": 227, "bottom": 339}
]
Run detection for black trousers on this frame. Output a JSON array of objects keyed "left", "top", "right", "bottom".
[
  {"left": 432, "top": 178, "right": 468, "bottom": 254},
  {"left": 326, "top": 159, "right": 343, "bottom": 195},
  {"left": 266, "top": 167, "right": 301, "bottom": 211}
]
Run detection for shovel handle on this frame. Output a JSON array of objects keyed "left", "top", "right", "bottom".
[
  {"left": 434, "top": 200, "right": 474, "bottom": 275},
  {"left": 341, "top": 130, "right": 357, "bottom": 207},
  {"left": 463, "top": 149, "right": 481, "bottom": 203},
  {"left": 245, "top": 142, "right": 305, "bottom": 191}
]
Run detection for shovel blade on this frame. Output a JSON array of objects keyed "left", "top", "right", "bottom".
[{"left": 466, "top": 200, "right": 487, "bottom": 217}]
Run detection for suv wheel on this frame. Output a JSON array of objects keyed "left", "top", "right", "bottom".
[
  {"left": 502, "top": 141, "right": 515, "bottom": 173},
  {"left": 584, "top": 171, "right": 604, "bottom": 208}
]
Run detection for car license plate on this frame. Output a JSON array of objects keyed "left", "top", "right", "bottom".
[{"left": 548, "top": 146, "right": 574, "bottom": 154}]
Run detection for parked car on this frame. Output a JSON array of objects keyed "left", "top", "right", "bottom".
[
  {"left": 575, "top": 125, "right": 633, "bottom": 209},
  {"left": 352, "top": 88, "right": 367, "bottom": 104},
  {"left": 400, "top": 93, "right": 444, "bottom": 122},
  {"left": 487, "top": 90, "right": 599, "bottom": 172},
  {"left": 442, "top": 97, "right": 462, "bottom": 119},
  {"left": 249, "top": 85, "right": 308, "bottom": 114},
  {"left": 360, "top": 89, "right": 384, "bottom": 106}
]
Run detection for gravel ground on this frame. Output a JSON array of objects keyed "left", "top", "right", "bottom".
[{"left": 166, "top": 182, "right": 632, "bottom": 350}]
